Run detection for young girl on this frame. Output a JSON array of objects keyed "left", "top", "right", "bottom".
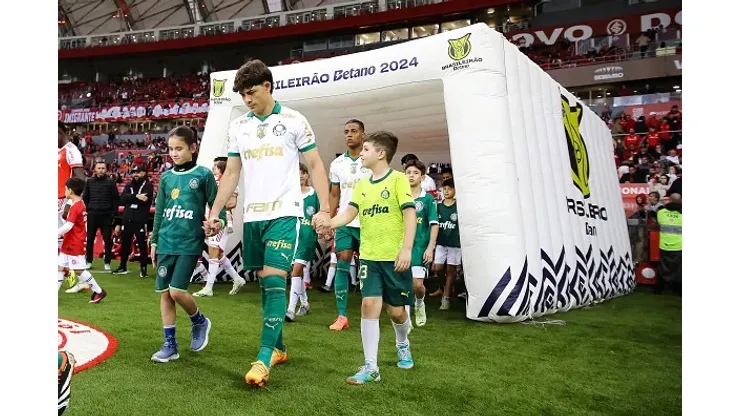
[
  {"left": 286, "top": 163, "right": 320, "bottom": 321},
  {"left": 149, "top": 126, "right": 225, "bottom": 363}
]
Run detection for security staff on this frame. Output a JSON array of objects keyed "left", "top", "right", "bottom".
[
  {"left": 655, "top": 193, "right": 682, "bottom": 295},
  {"left": 112, "top": 164, "right": 154, "bottom": 277},
  {"left": 83, "top": 160, "right": 120, "bottom": 270}
]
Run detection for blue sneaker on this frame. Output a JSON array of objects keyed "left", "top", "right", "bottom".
[
  {"left": 396, "top": 343, "right": 414, "bottom": 369},
  {"left": 190, "top": 317, "right": 212, "bottom": 352},
  {"left": 151, "top": 342, "right": 179, "bottom": 363},
  {"left": 346, "top": 363, "right": 381, "bottom": 385}
]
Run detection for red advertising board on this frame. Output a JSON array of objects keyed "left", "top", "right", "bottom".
[
  {"left": 621, "top": 101, "right": 681, "bottom": 120},
  {"left": 621, "top": 183, "right": 651, "bottom": 217}
]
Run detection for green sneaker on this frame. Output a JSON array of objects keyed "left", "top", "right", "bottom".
[
  {"left": 346, "top": 363, "right": 381, "bottom": 385},
  {"left": 397, "top": 343, "right": 414, "bottom": 369},
  {"left": 415, "top": 303, "right": 427, "bottom": 326}
]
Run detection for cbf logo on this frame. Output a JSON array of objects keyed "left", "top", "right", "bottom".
[
  {"left": 256, "top": 123, "right": 268, "bottom": 139},
  {"left": 189, "top": 178, "right": 199, "bottom": 189},
  {"left": 561, "top": 94, "right": 590, "bottom": 199},
  {"left": 158, "top": 266, "right": 167, "bottom": 277}
]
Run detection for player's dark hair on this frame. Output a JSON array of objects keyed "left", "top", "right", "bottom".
[
  {"left": 65, "top": 177, "right": 85, "bottom": 196},
  {"left": 233, "top": 59, "right": 274, "bottom": 94},
  {"left": 214, "top": 160, "right": 227, "bottom": 174},
  {"left": 168, "top": 126, "right": 197, "bottom": 146},
  {"left": 299, "top": 162, "right": 309, "bottom": 174},
  {"left": 401, "top": 153, "right": 419, "bottom": 165},
  {"left": 214, "top": 156, "right": 228, "bottom": 163},
  {"left": 442, "top": 178, "right": 455, "bottom": 189},
  {"left": 345, "top": 119, "right": 365, "bottom": 131},
  {"left": 404, "top": 159, "right": 426, "bottom": 174},
  {"left": 364, "top": 131, "right": 399, "bottom": 163},
  {"left": 441, "top": 167, "right": 453, "bottom": 176}
]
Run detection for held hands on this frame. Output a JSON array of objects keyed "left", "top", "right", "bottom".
[
  {"left": 202, "top": 216, "right": 223, "bottom": 237},
  {"left": 312, "top": 211, "right": 333, "bottom": 240},
  {"left": 395, "top": 247, "right": 411, "bottom": 272}
]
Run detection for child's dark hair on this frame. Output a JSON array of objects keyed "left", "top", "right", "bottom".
[
  {"left": 404, "top": 159, "right": 426, "bottom": 175},
  {"left": 364, "top": 131, "right": 399, "bottom": 162},
  {"left": 214, "top": 156, "right": 228, "bottom": 163},
  {"left": 168, "top": 126, "right": 197, "bottom": 146},
  {"left": 299, "top": 162, "right": 309, "bottom": 174},
  {"left": 65, "top": 177, "right": 85, "bottom": 196},
  {"left": 233, "top": 59, "right": 274, "bottom": 94},
  {"left": 214, "top": 160, "right": 227, "bottom": 174},
  {"left": 442, "top": 178, "right": 455, "bottom": 189},
  {"left": 345, "top": 119, "right": 365, "bottom": 131},
  {"left": 441, "top": 167, "right": 453, "bottom": 176}
]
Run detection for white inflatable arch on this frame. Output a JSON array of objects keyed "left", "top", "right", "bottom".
[{"left": 198, "top": 23, "right": 633, "bottom": 323}]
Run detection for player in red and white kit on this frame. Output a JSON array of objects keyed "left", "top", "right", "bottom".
[
  {"left": 58, "top": 121, "right": 85, "bottom": 241},
  {"left": 58, "top": 178, "right": 107, "bottom": 303},
  {"left": 193, "top": 158, "right": 246, "bottom": 297}
]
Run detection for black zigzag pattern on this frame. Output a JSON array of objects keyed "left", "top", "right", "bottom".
[
  {"left": 617, "top": 256, "right": 628, "bottom": 295},
  {"left": 478, "top": 266, "right": 513, "bottom": 318},
  {"left": 537, "top": 248, "right": 561, "bottom": 313},
  {"left": 496, "top": 259, "right": 528, "bottom": 317},
  {"left": 625, "top": 252, "right": 636, "bottom": 290},
  {"left": 571, "top": 246, "right": 590, "bottom": 306},
  {"left": 527, "top": 273, "right": 539, "bottom": 316},
  {"left": 608, "top": 247, "right": 618, "bottom": 299},
  {"left": 599, "top": 249, "right": 610, "bottom": 298}
]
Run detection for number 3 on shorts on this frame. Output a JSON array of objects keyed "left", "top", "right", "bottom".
[{"left": 359, "top": 264, "right": 368, "bottom": 290}]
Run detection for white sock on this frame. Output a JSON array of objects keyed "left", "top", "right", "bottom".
[
  {"left": 325, "top": 266, "right": 336, "bottom": 287},
  {"left": 361, "top": 318, "right": 380, "bottom": 368},
  {"left": 415, "top": 296, "right": 425, "bottom": 307},
  {"left": 392, "top": 316, "right": 410, "bottom": 347},
  {"left": 194, "top": 263, "right": 207, "bottom": 279},
  {"left": 58, "top": 271, "right": 64, "bottom": 290},
  {"left": 303, "top": 262, "right": 311, "bottom": 284},
  {"left": 206, "top": 259, "right": 219, "bottom": 290},
  {"left": 220, "top": 256, "right": 242, "bottom": 282},
  {"left": 81, "top": 271, "right": 102, "bottom": 294},
  {"left": 350, "top": 265, "right": 358, "bottom": 285},
  {"left": 288, "top": 277, "right": 301, "bottom": 312},
  {"left": 298, "top": 274, "right": 309, "bottom": 305},
  {"left": 405, "top": 305, "right": 411, "bottom": 318}
]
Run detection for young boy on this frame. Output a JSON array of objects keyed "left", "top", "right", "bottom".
[
  {"left": 327, "top": 131, "right": 417, "bottom": 385},
  {"left": 404, "top": 159, "right": 439, "bottom": 326},
  {"left": 58, "top": 177, "right": 107, "bottom": 303},
  {"left": 286, "top": 163, "right": 320, "bottom": 322},
  {"left": 434, "top": 178, "right": 461, "bottom": 311}
]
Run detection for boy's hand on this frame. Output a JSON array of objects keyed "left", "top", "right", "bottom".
[
  {"left": 423, "top": 246, "right": 435, "bottom": 265},
  {"left": 203, "top": 217, "right": 222, "bottom": 237},
  {"left": 150, "top": 246, "right": 157, "bottom": 268},
  {"left": 395, "top": 247, "right": 411, "bottom": 272}
]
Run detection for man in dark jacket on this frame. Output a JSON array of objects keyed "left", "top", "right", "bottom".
[
  {"left": 83, "top": 160, "right": 120, "bottom": 270},
  {"left": 112, "top": 165, "right": 154, "bottom": 277}
]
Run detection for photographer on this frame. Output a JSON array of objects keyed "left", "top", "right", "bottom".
[{"left": 112, "top": 165, "right": 153, "bottom": 278}]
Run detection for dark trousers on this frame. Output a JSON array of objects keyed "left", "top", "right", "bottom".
[
  {"left": 118, "top": 219, "right": 148, "bottom": 271},
  {"left": 656, "top": 249, "right": 682, "bottom": 294},
  {"left": 86, "top": 212, "right": 113, "bottom": 264}
]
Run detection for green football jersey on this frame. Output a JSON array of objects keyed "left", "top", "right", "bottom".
[
  {"left": 413, "top": 190, "right": 439, "bottom": 250},
  {"left": 150, "top": 165, "right": 226, "bottom": 255},
  {"left": 437, "top": 200, "right": 460, "bottom": 248},
  {"left": 299, "top": 187, "right": 320, "bottom": 242}
]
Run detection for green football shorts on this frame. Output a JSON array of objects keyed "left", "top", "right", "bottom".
[
  {"left": 242, "top": 217, "right": 300, "bottom": 273},
  {"left": 358, "top": 259, "right": 414, "bottom": 307},
  {"left": 155, "top": 254, "right": 200, "bottom": 293}
]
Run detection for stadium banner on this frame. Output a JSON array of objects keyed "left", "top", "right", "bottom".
[
  {"left": 59, "top": 100, "right": 210, "bottom": 124},
  {"left": 507, "top": 8, "right": 681, "bottom": 47},
  {"left": 621, "top": 183, "right": 651, "bottom": 217},
  {"left": 200, "top": 24, "right": 632, "bottom": 322},
  {"left": 616, "top": 100, "right": 682, "bottom": 119},
  {"left": 547, "top": 54, "right": 682, "bottom": 87}
]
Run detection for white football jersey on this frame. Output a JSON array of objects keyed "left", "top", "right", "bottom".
[
  {"left": 329, "top": 152, "right": 371, "bottom": 228},
  {"left": 421, "top": 175, "right": 436, "bottom": 193},
  {"left": 227, "top": 102, "right": 316, "bottom": 223}
]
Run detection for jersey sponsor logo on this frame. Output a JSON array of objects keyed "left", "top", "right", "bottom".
[
  {"left": 246, "top": 200, "right": 283, "bottom": 213},
  {"left": 380, "top": 189, "right": 390, "bottom": 199},
  {"left": 171, "top": 188, "right": 180, "bottom": 199},
  {"left": 189, "top": 178, "right": 199, "bottom": 189},
  {"left": 158, "top": 266, "right": 167, "bottom": 277},
  {"left": 416, "top": 217, "right": 423, "bottom": 224},
  {"left": 341, "top": 178, "right": 362, "bottom": 190},
  {"left": 273, "top": 123, "right": 287, "bottom": 136},
  {"left": 361, "top": 204, "right": 390, "bottom": 217},
  {"left": 164, "top": 205, "right": 195, "bottom": 220},
  {"left": 266, "top": 239, "right": 293, "bottom": 251},
  {"left": 440, "top": 221, "right": 457, "bottom": 231},
  {"left": 58, "top": 319, "right": 117, "bottom": 373},
  {"left": 301, "top": 218, "right": 312, "bottom": 226},
  {"left": 243, "top": 144, "right": 285, "bottom": 160},
  {"left": 264, "top": 317, "right": 281, "bottom": 330}
]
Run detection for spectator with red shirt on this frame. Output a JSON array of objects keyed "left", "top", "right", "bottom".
[
  {"left": 623, "top": 128, "right": 641, "bottom": 153},
  {"left": 646, "top": 112, "right": 661, "bottom": 130},
  {"left": 659, "top": 117, "right": 672, "bottom": 146},
  {"left": 645, "top": 126, "right": 660, "bottom": 150}
]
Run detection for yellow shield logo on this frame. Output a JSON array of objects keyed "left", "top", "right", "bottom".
[
  {"left": 448, "top": 33, "right": 472, "bottom": 61},
  {"left": 170, "top": 188, "right": 180, "bottom": 200},
  {"left": 212, "top": 79, "right": 226, "bottom": 98},
  {"left": 561, "top": 95, "right": 590, "bottom": 199}
]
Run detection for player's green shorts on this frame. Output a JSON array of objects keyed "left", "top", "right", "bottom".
[
  {"left": 155, "top": 254, "right": 200, "bottom": 293},
  {"left": 335, "top": 226, "right": 360, "bottom": 253},
  {"left": 243, "top": 217, "right": 299, "bottom": 273},
  {"left": 358, "top": 259, "right": 414, "bottom": 307},
  {"left": 294, "top": 226, "right": 317, "bottom": 263}
]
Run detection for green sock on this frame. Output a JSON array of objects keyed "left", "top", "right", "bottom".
[
  {"left": 335, "top": 260, "right": 351, "bottom": 317},
  {"left": 257, "top": 275, "right": 286, "bottom": 368}
]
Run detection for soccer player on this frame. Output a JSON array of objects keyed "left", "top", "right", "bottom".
[
  {"left": 149, "top": 126, "right": 224, "bottom": 363},
  {"left": 404, "top": 159, "right": 439, "bottom": 326},
  {"left": 58, "top": 121, "right": 86, "bottom": 293},
  {"left": 327, "top": 131, "right": 416, "bottom": 385},
  {"left": 435, "top": 178, "right": 461, "bottom": 311},
  {"left": 58, "top": 177, "right": 107, "bottom": 303},
  {"left": 204, "top": 59, "right": 331, "bottom": 387},
  {"left": 193, "top": 158, "right": 246, "bottom": 297},
  {"left": 286, "top": 163, "right": 320, "bottom": 322},
  {"left": 326, "top": 119, "right": 371, "bottom": 331},
  {"left": 319, "top": 224, "right": 358, "bottom": 293}
]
